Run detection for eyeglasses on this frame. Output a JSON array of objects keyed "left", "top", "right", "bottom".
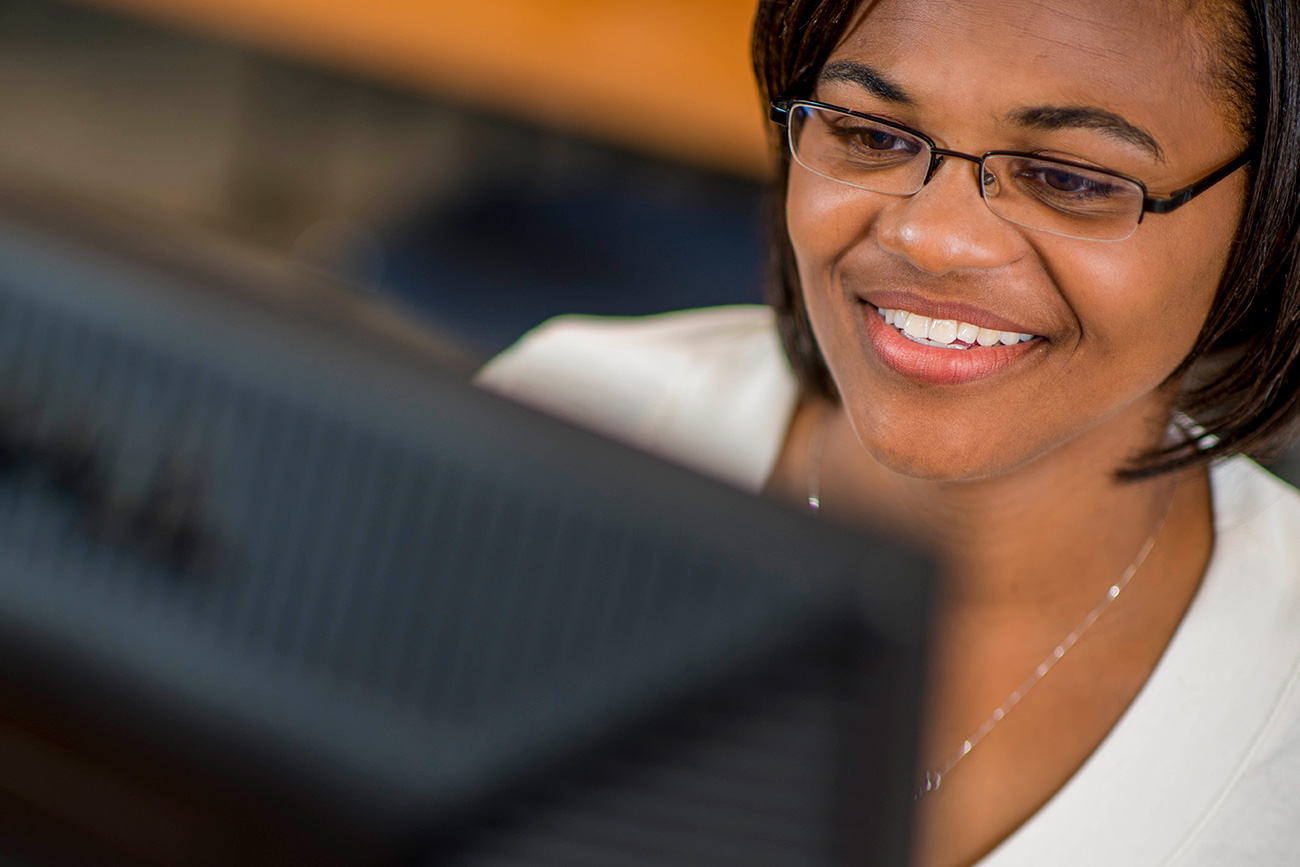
[{"left": 770, "top": 100, "right": 1252, "bottom": 242}]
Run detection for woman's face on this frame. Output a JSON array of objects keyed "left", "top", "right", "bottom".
[{"left": 786, "top": 0, "right": 1248, "bottom": 481}]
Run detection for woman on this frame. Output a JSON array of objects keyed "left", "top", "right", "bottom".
[{"left": 480, "top": 0, "right": 1300, "bottom": 863}]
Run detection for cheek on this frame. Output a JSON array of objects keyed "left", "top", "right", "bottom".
[
  {"left": 786, "top": 170, "right": 871, "bottom": 291},
  {"left": 785, "top": 174, "right": 876, "bottom": 386},
  {"left": 1058, "top": 207, "right": 1234, "bottom": 389}
]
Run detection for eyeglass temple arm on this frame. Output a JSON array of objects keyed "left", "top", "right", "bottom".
[
  {"left": 769, "top": 101, "right": 792, "bottom": 125},
  {"left": 1142, "top": 150, "right": 1254, "bottom": 214}
]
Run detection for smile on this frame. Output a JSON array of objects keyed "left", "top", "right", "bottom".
[
  {"left": 877, "top": 307, "right": 1038, "bottom": 350},
  {"left": 858, "top": 301, "right": 1042, "bottom": 387}
]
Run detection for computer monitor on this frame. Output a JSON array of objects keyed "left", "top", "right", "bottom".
[{"left": 0, "top": 192, "right": 932, "bottom": 866}]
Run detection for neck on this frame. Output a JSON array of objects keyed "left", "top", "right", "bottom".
[
  {"left": 811, "top": 400, "right": 1207, "bottom": 610},
  {"left": 773, "top": 396, "right": 1214, "bottom": 860}
]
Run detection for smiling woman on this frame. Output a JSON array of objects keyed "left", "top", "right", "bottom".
[{"left": 478, "top": 0, "right": 1300, "bottom": 865}]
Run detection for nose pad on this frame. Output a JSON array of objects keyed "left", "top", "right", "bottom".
[
  {"left": 981, "top": 166, "right": 999, "bottom": 197},
  {"left": 923, "top": 154, "right": 946, "bottom": 185}
]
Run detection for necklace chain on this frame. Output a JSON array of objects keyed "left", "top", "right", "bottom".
[{"left": 805, "top": 408, "right": 1175, "bottom": 800}]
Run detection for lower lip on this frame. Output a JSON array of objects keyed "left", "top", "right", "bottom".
[{"left": 861, "top": 305, "right": 1040, "bottom": 386}]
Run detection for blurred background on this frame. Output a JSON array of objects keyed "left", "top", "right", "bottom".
[
  {"left": 0, "top": 0, "right": 772, "bottom": 360},
  {"left": 9, "top": 0, "right": 1299, "bottom": 481}
]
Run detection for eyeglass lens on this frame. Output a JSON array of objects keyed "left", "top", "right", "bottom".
[{"left": 787, "top": 104, "right": 1146, "bottom": 241}]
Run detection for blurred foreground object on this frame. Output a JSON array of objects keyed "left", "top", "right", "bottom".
[{"left": 0, "top": 192, "right": 931, "bottom": 864}]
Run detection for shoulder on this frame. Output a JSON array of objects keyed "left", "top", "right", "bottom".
[
  {"left": 476, "top": 306, "right": 800, "bottom": 492},
  {"left": 1170, "top": 457, "right": 1300, "bottom": 862},
  {"left": 1200, "top": 457, "right": 1300, "bottom": 661},
  {"left": 1208, "top": 455, "right": 1300, "bottom": 574}
]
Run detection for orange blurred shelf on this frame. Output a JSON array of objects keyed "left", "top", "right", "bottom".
[{"left": 70, "top": 0, "right": 772, "bottom": 176}]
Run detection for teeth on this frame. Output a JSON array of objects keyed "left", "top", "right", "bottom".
[
  {"left": 903, "top": 314, "right": 932, "bottom": 340},
  {"left": 876, "top": 307, "right": 1038, "bottom": 349},
  {"left": 928, "top": 319, "right": 958, "bottom": 344}
]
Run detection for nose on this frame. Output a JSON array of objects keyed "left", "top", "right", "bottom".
[{"left": 875, "top": 156, "right": 1023, "bottom": 276}]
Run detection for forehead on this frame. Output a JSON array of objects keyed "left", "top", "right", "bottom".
[{"left": 827, "top": 0, "right": 1232, "bottom": 162}]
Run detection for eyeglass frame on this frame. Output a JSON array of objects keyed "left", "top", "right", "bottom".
[{"left": 769, "top": 99, "right": 1254, "bottom": 231}]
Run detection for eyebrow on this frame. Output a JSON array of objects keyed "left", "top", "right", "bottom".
[
  {"left": 815, "top": 60, "right": 1165, "bottom": 163},
  {"left": 817, "top": 60, "right": 915, "bottom": 104},
  {"left": 1011, "top": 106, "right": 1165, "bottom": 162}
]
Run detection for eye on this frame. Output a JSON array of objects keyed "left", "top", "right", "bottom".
[
  {"left": 1022, "top": 165, "right": 1121, "bottom": 199},
  {"left": 831, "top": 124, "right": 916, "bottom": 154},
  {"left": 987, "top": 155, "right": 1144, "bottom": 221},
  {"left": 791, "top": 105, "right": 926, "bottom": 175},
  {"left": 1040, "top": 168, "right": 1106, "bottom": 194},
  {"left": 859, "top": 128, "right": 907, "bottom": 150},
  {"left": 827, "top": 121, "right": 924, "bottom": 163}
]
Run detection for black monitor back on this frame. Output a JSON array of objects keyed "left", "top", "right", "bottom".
[{"left": 0, "top": 197, "right": 932, "bottom": 866}]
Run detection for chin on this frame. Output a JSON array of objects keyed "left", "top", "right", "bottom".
[
  {"left": 867, "top": 443, "right": 996, "bottom": 483},
  {"left": 851, "top": 412, "right": 1035, "bottom": 483}
]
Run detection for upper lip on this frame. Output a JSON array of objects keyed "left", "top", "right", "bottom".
[{"left": 861, "top": 290, "right": 1040, "bottom": 336}]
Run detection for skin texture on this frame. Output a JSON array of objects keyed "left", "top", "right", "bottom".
[{"left": 765, "top": 0, "right": 1247, "bottom": 864}]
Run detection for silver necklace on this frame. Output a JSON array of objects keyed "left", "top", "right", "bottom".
[{"left": 805, "top": 408, "right": 1175, "bottom": 800}]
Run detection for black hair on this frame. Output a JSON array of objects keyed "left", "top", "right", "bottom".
[{"left": 751, "top": 0, "right": 1300, "bottom": 477}]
